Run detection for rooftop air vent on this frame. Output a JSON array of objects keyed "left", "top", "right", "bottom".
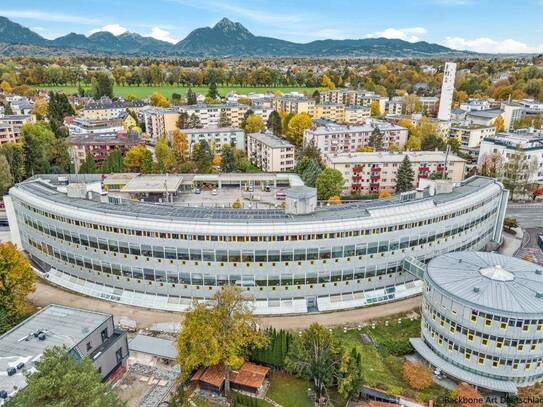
[
  {"left": 473, "top": 287, "right": 480, "bottom": 293},
  {"left": 536, "top": 270, "right": 542, "bottom": 275},
  {"left": 537, "top": 293, "right": 543, "bottom": 299}
]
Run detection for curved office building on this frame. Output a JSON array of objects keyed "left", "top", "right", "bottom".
[
  {"left": 5, "top": 175, "right": 508, "bottom": 315},
  {"left": 408, "top": 252, "right": 543, "bottom": 394}
]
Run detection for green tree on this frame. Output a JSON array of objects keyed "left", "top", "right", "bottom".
[
  {"left": 47, "top": 92, "right": 74, "bottom": 136},
  {"left": 281, "top": 112, "right": 295, "bottom": 135},
  {"left": 266, "top": 110, "right": 282, "bottom": 136},
  {"left": 286, "top": 112, "right": 312, "bottom": 147},
  {"left": 447, "top": 137, "right": 460, "bottom": 154},
  {"left": 78, "top": 152, "right": 96, "bottom": 174},
  {"left": 244, "top": 114, "right": 265, "bottom": 133},
  {"left": 155, "top": 137, "right": 175, "bottom": 173},
  {"left": 188, "top": 113, "right": 202, "bottom": 129},
  {"left": 218, "top": 110, "right": 232, "bottom": 127},
  {"left": 186, "top": 88, "right": 198, "bottom": 105},
  {"left": 369, "top": 127, "right": 384, "bottom": 151},
  {"left": 421, "top": 134, "right": 446, "bottom": 151},
  {"left": 0, "top": 142, "right": 25, "bottom": 183},
  {"left": 370, "top": 100, "right": 381, "bottom": 117},
  {"left": 285, "top": 324, "right": 342, "bottom": 401},
  {"left": 396, "top": 155, "right": 414, "bottom": 193},
  {"left": 176, "top": 286, "right": 267, "bottom": 391},
  {"left": 176, "top": 112, "right": 190, "bottom": 129},
  {"left": 220, "top": 144, "right": 236, "bottom": 173},
  {"left": 4, "top": 103, "right": 14, "bottom": 115},
  {"left": 207, "top": 81, "right": 219, "bottom": 99},
  {"left": 241, "top": 109, "right": 255, "bottom": 130},
  {"left": 0, "top": 154, "right": 13, "bottom": 196},
  {"left": 338, "top": 348, "right": 365, "bottom": 399},
  {"left": 90, "top": 72, "right": 113, "bottom": 99},
  {"left": 312, "top": 89, "right": 321, "bottom": 103},
  {"left": 315, "top": 168, "right": 344, "bottom": 200},
  {"left": 296, "top": 141, "right": 324, "bottom": 168},
  {"left": 296, "top": 157, "right": 322, "bottom": 188},
  {"left": 20, "top": 123, "right": 56, "bottom": 175},
  {"left": 100, "top": 150, "right": 124, "bottom": 174},
  {"left": 0, "top": 242, "right": 35, "bottom": 322},
  {"left": 405, "top": 136, "right": 422, "bottom": 151},
  {"left": 193, "top": 140, "right": 213, "bottom": 173},
  {"left": 6, "top": 346, "right": 122, "bottom": 407}
]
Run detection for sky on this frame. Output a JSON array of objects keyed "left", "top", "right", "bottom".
[{"left": 0, "top": 0, "right": 542, "bottom": 53}]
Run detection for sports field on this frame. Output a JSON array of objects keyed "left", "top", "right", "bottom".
[{"left": 33, "top": 85, "right": 319, "bottom": 99}]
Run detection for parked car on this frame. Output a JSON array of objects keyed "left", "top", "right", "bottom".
[
  {"left": 212, "top": 189, "right": 217, "bottom": 195},
  {"left": 194, "top": 188, "right": 201, "bottom": 194}
]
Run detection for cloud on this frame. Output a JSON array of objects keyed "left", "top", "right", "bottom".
[
  {"left": 0, "top": 9, "right": 99, "bottom": 24},
  {"left": 90, "top": 24, "right": 127, "bottom": 36},
  {"left": 368, "top": 27, "right": 427, "bottom": 42},
  {"left": 444, "top": 36, "right": 542, "bottom": 53},
  {"left": 148, "top": 27, "right": 178, "bottom": 43}
]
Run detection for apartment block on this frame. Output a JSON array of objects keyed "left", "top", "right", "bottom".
[
  {"left": 0, "top": 123, "right": 16, "bottom": 144},
  {"left": 449, "top": 124, "right": 496, "bottom": 148},
  {"left": 325, "top": 151, "right": 466, "bottom": 195},
  {"left": 303, "top": 121, "right": 409, "bottom": 154},
  {"left": 178, "top": 104, "right": 272, "bottom": 130},
  {"left": 246, "top": 132, "right": 296, "bottom": 172},
  {"left": 81, "top": 100, "right": 147, "bottom": 120},
  {"left": 319, "top": 89, "right": 388, "bottom": 114},
  {"left": 271, "top": 96, "right": 315, "bottom": 115},
  {"left": 67, "top": 131, "right": 143, "bottom": 172},
  {"left": 140, "top": 107, "right": 180, "bottom": 141},
  {"left": 168, "top": 127, "right": 245, "bottom": 156}
]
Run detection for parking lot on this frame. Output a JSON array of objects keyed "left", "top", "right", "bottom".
[{"left": 173, "top": 185, "right": 287, "bottom": 209}]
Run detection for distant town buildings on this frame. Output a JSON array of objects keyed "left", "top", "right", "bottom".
[
  {"left": 81, "top": 99, "right": 147, "bottom": 120},
  {"left": 449, "top": 124, "right": 497, "bottom": 149}
]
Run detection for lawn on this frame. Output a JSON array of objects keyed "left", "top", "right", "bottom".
[
  {"left": 268, "top": 372, "right": 314, "bottom": 407},
  {"left": 33, "top": 85, "right": 319, "bottom": 99},
  {"left": 333, "top": 315, "right": 451, "bottom": 404}
]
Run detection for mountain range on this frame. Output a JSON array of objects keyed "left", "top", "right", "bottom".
[{"left": 0, "top": 16, "right": 468, "bottom": 58}]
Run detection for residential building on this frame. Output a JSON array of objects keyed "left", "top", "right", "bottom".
[
  {"left": 303, "top": 121, "right": 409, "bottom": 154},
  {"left": 5, "top": 174, "right": 507, "bottom": 314},
  {"left": 9, "top": 98, "right": 33, "bottom": 115},
  {"left": 0, "top": 304, "right": 128, "bottom": 399},
  {"left": 477, "top": 128, "right": 543, "bottom": 183},
  {"left": 271, "top": 96, "right": 315, "bottom": 115},
  {"left": 140, "top": 107, "right": 179, "bottom": 141},
  {"left": 460, "top": 99, "right": 492, "bottom": 112},
  {"left": 178, "top": 104, "right": 272, "bottom": 129},
  {"left": 386, "top": 97, "right": 404, "bottom": 116},
  {"left": 419, "top": 96, "right": 439, "bottom": 112},
  {"left": 344, "top": 106, "right": 371, "bottom": 123},
  {"left": 514, "top": 99, "right": 543, "bottom": 118},
  {"left": 67, "top": 117, "right": 124, "bottom": 136},
  {"left": 168, "top": 127, "right": 245, "bottom": 156},
  {"left": 81, "top": 99, "right": 147, "bottom": 120},
  {"left": 501, "top": 102, "right": 524, "bottom": 131},
  {"left": 320, "top": 89, "right": 388, "bottom": 113},
  {"left": 437, "top": 62, "right": 456, "bottom": 121},
  {"left": 324, "top": 151, "right": 465, "bottom": 195},
  {"left": 67, "top": 131, "right": 143, "bottom": 172},
  {"left": 0, "top": 123, "right": 16, "bottom": 145},
  {"left": 0, "top": 114, "right": 35, "bottom": 143},
  {"left": 449, "top": 124, "right": 496, "bottom": 148},
  {"left": 406, "top": 251, "right": 541, "bottom": 394},
  {"left": 246, "top": 132, "right": 296, "bottom": 172}
]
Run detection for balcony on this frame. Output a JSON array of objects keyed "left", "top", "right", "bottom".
[
  {"left": 352, "top": 166, "right": 364, "bottom": 174},
  {"left": 371, "top": 175, "right": 380, "bottom": 182},
  {"left": 370, "top": 182, "right": 380, "bottom": 188},
  {"left": 419, "top": 166, "right": 430, "bottom": 172},
  {"left": 352, "top": 175, "right": 362, "bottom": 181},
  {"left": 371, "top": 166, "right": 381, "bottom": 172},
  {"left": 351, "top": 183, "right": 361, "bottom": 189}
]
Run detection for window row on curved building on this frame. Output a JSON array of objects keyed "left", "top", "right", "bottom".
[{"left": 5, "top": 174, "right": 508, "bottom": 315}]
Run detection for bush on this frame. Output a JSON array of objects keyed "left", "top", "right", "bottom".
[
  {"left": 249, "top": 328, "right": 293, "bottom": 369},
  {"left": 230, "top": 392, "right": 271, "bottom": 407}
]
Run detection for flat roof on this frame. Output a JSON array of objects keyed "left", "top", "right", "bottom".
[
  {"left": 177, "top": 127, "right": 243, "bottom": 134},
  {"left": 247, "top": 132, "right": 294, "bottom": 148},
  {"left": 103, "top": 173, "right": 140, "bottom": 185},
  {"left": 0, "top": 304, "right": 111, "bottom": 394},
  {"left": 307, "top": 121, "right": 407, "bottom": 135},
  {"left": 128, "top": 334, "right": 176, "bottom": 360},
  {"left": 13, "top": 175, "right": 502, "bottom": 224},
  {"left": 122, "top": 174, "right": 184, "bottom": 193},
  {"left": 326, "top": 151, "right": 465, "bottom": 164},
  {"left": 427, "top": 252, "right": 543, "bottom": 315}
]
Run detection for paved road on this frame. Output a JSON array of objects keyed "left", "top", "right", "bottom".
[
  {"left": 28, "top": 279, "right": 421, "bottom": 331},
  {"left": 506, "top": 205, "right": 543, "bottom": 228}
]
